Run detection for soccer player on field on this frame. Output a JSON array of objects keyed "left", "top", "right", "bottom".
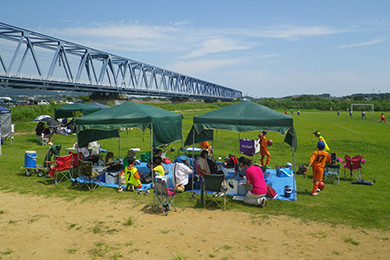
[
  {"left": 259, "top": 131, "right": 271, "bottom": 167},
  {"left": 380, "top": 113, "right": 385, "bottom": 123},
  {"left": 307, "top": 141, "right": 331, "bottom": 196}
]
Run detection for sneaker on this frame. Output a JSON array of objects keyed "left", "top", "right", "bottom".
[
  {"left": 137, "top": 190, "right": 143, "bottom": 195},
  {"left": 116, "top": 187, "right": 123, "bottom": 193},
  {"left": 316, "top": 188, "right": 321, "bottom": 193},
  {"left": 48, "top": 142, "right": 53, "bottom": 145},
  {"left": 144, "top": 190, "right": 150, "bottom": 195},
  {"left": 311, "top": 192, "right": 319, "bottom": 196},
  {"left": 191, "top": 192, "right": 199, "bottom": 198},
  {"left": 260, "top": 198, "right": 268, "bottom": 208},
  {"left": 213, "top": 192, "right": 218, "bottom": 197},
  {"left": 126, "top": 184, "right": 134, "bottom": 192},
  {"left": 218, "top": 192, "right": 225, "bottom": 197}
]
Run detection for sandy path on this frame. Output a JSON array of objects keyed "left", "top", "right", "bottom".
[{"left": 0, "top": 191, "right": 389, "bottom": 259}]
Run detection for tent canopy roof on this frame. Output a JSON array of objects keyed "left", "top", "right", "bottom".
[
  {"left": 192, "top": 101, "right": 297, "bottom": 149},
  {"left": 0, "top": 106, "right": 11, "bottom": 114},
  {"left": 89, "top": 102, "right": 110, "bottom": 109},
  {"left": 75, "top": 102, "right": 183, "bottom": 147},
  {"left": 55, "top": 103, "right": 100, "bottom": 119}
]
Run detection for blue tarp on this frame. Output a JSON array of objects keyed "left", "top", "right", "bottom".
[{"left": 71, "top": 162, "right": 174, "bottom": 190}]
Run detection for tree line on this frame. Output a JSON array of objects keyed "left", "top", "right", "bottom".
[{"left": 255, "top": 94, "right": 390, "bottom": 111}]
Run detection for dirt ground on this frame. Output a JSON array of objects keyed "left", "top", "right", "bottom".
[{"left": 0, "top": 191, "right": 389, "bottom": 260}]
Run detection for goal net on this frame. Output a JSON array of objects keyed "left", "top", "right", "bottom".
[{"left": 351, "top": 104, "right": 374, "bottom": 112}]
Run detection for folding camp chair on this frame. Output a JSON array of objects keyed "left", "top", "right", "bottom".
[
  {"left": 49, "top": 155, "right": 72, "bottom": 185},
  {"left": 343, "top": 155, "right": 365, "bottom": 181},
  {"left": 153, "top": 176, "right": 177, "bottom": 216},
  {"left": 68, "top": 152, "right": 82, "bottom": 178},
  {"left": 75, "top": 160, "right": 106, "bottom": 191},
  {"left": 202, "top": 174, "right": 227, "bottom": 210},
  {"left": 324, "top": 153, "right": 341, "bottom": 184}
]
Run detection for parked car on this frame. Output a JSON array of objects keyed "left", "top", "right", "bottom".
[{"left": 37, "top": 100, "right": 50, "bottom": 105}]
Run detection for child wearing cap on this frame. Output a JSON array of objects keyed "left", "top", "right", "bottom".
[
  {"left": 313, "top": 131, "right": 330, "bottom": 152},
  {"left": 307, "top": 141, "right": 331, "bottom": 196}
]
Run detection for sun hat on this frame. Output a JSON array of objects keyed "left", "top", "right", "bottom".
[{"left": 127, "top": 150, "right": 136, "bottom": 158}]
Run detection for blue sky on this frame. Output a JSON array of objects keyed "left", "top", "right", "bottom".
[{"left": 2, "top": 0, "right": 390, "bottom": 98}]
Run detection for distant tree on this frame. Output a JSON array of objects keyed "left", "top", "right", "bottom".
[{"left": 79, "top": 95, "right": 90, "bottom": 102}]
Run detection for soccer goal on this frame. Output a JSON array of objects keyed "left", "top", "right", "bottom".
[{"left": 351, "top": 104, "right": 374, "bottom": 112}]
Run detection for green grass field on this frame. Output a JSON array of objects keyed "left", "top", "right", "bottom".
[{"left": 1, "top": 105, "right": 389, "bottom": 230}]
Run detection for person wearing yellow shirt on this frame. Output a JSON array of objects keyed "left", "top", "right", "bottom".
[
  {"left": 153, "top": 157, "right": 166, "bottom": 177},
  {"left": 313, "top": 131, "right": 330, "bottom": 152}
]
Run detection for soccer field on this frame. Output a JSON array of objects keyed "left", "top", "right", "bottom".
[{"left": 1, "top": 107, "right": 389, "bottom": 230}]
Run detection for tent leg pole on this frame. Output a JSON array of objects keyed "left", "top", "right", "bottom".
[
  {"left": 292, "top": 144, "right": 296, "bottom": 200},
  {"left": 191, "top": 128, "right": 195, "bottom": 198},
  {"left": 118, "top": 133, "right": 121, "bottom": 159}
]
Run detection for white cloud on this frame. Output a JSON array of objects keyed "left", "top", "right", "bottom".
[
  {"left": 336, "top": 38, "right": 384, "bottom": 48},
  {"left": 44, "top": 22, "right": 346, "bottom": 59},
  {"left": 180, "top": 38, "right": 251, "bottom": 59},
  {"left": 255, "top": 26, "right": 346, "bottom": 40},
  {"left": 167, "top": 58, "right": 243, "bottom": 76}
]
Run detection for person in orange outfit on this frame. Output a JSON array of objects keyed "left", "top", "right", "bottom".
[
  {"left": 200, "top": 141, "right": 212, "bottom": 153},
  {"left": 307, "top": 141, "right": 331, "bottom": 196},
  {"left": 259, "top": 131, "right": 271, "bottom": 167}
]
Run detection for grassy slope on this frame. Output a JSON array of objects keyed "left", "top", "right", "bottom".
[{"left": 1, "top": 105, "right": 389, "bottom": 230}]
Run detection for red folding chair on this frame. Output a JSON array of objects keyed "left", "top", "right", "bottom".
[
  {"left": 48, "top": 154, "right": 72, "bottom": 185},
  {"left": 69, "top": 152, "right": 82, "bottom": 177},
  {"left": 343, "top": 155, "right": 365, "bottom": 181}
]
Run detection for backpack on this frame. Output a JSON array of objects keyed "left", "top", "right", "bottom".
[
  {"left": 140, "top": 174, "right": 153, "bottom": 184},
  {"left": 296, "top": 164, "right": 307, "bottom": 175},
  {"left": 226, "top": 155, "right": 238, "bottom": 168}
]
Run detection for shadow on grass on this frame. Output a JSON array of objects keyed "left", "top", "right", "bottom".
[{"left": 36, "top": 178, "right": 55, "bottom": 186}]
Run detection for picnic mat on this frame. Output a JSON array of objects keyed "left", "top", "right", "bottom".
[{"left": 192, "top": 167, "right": 297, "bottom": 201}]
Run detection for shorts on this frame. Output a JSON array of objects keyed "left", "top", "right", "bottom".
[
  {"left": 312, "top": 166, "right": 325, "bottom": 182},
  {"left": 244, "top": 190, "right": 266, "bottom": 205},
  {"left": 260, "top": 149, "right": 270, "bottom": 156}
]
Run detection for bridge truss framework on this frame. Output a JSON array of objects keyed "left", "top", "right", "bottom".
[{"left": 0, "top": 22, "right": 242, "bottom": 100}]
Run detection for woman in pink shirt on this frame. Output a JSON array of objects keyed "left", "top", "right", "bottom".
[{"left": 242, "top": 158, "right": 267, "bottom": 208}]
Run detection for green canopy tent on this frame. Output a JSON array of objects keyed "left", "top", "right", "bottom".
[
  {"left": 54, "top": 103, "right": 100, "bottom": 119},
  {"left": 186, "top": 101, "right": 297, "bottom": 198},
  {"left": 75, "top": 102, "right": 183, "bottom": 159}
]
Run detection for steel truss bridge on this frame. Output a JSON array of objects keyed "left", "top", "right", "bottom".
[{"left": 0, "top": 22, "right": 242, "bottom": 101}]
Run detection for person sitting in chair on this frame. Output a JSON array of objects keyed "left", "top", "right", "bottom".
[
  {"left": 152, "top": 156, "right": 167, "bottom": 177},
  {"left": 105, "top": 152, "right": 116, "bottom": 166},
  {"left": 196, "top": 149, "right": 220, "bottom": 176},
  {"left": 242, "top": 158, "right": 267, "bottom": 208}
]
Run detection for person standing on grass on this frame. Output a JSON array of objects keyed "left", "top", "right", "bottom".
[
  {"left": 313, "top": 131, "right": 330, "bottom": 152},
  {"left": 349, "top": 109, "right": 352, "bottom": 118},
  {"left": 307, "top": 141, "right": 331, "bottom": 196},
  {"left": 297, "top": 109, "right": 300, "bottom": 116},
  {"left": 380, "top": 113, "right": 385, "bottom": 123},
  {"left": 242, "top": 158, "right": 267, "bottom": 207},
  {"left": 259, "top": 131, "right": 271, "bottom": 167},
  {"left": 337, "top": 110, "right": 340, "bottom": 116},
  {"left": 361, "top": 111, "right": 367, "bottom": 119}
]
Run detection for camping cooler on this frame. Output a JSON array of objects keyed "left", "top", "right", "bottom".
[
  {"left": 24, "top": 151, "right": 37, "bottom": 168},
  {"left": 105, "top": 171, "right": 120, "bottom": 185}
]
